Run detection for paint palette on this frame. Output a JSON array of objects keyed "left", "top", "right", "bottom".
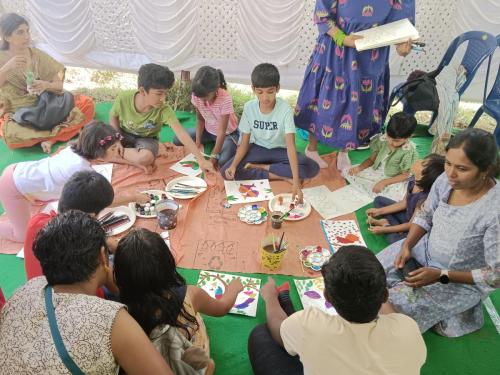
[
  {"left": 130, "top": 190, "right": 169, "bottom": 218},
  {"left": 268, "top": 193, "right": 311, "bottom": 221},
  {"left": 237, "top": 205, "right": 268, "bottom": 225},
  {"left": 299, "top": 246, "right": 332, "bottom": 272},
  {"left": 166, "top": 176, "right": 207, "bottom": 199}
]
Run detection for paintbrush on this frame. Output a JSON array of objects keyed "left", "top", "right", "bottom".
[
  {"left": 174, "top": 183, "right": 205, "bottom": 189},
  {"left": 276, "top": 232, "right": 285, "bottom": 253},
  {"left": 272, "top": 233, "right": 276, "bottom": 253},
  {"left": 279, "top": 203, "right": 296, "bottom": 220}
]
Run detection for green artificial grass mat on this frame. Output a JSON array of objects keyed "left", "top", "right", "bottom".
[{"left": 1, "top": 104, "right": 499, "bottom": 375}]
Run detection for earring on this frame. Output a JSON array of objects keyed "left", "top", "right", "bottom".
[{"left": 104, "top": 264, "right": 111, "bottom": 273}]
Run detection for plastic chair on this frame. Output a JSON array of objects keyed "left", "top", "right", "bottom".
[
  {"left": 468, "top": 35, "right": 500, "bottom": 146},
  {"left": 393, "top": 31, "right": 497, "bottom": 130}
]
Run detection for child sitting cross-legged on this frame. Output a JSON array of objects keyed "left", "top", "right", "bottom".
[
  {"left": 113, "top": 228, "right": 244, "bottom": 375},
  {"left": 366, "top": 153, "right": 445, "bottom": 244},
  {"left": 109, "top": 63, "right": 215, "bottom": 174},
  {"left": 173, "top": 66, "right": 239, "bottom": 168},
  {"left": 221, "top": 63, "right": 320, "bottom": 202},
  {"left": 343, "top": 112, "right": 418, "bottom": 201}
]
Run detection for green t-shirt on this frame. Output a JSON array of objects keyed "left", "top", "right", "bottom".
[
  {"left": 110, "top": 90, "right": 177, "bottom": 138},
  {"left": 370, "top": 134, "right": 418, "bottom": 177}
]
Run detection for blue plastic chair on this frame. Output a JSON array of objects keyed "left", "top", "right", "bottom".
[
  {"left": 468, "top": 35, "right": 500, "bottom": 145},
  {"left": 394, "top": 31, "right": 497, "bottom": 131}
]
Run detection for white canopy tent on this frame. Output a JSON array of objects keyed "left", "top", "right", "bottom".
[{"left": 1, "top": 0, "right": 499, "bottom": 101}]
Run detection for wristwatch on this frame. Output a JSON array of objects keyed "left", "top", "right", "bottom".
[{"left": 439, "top": 269, "right": 450, "bottom": 284}]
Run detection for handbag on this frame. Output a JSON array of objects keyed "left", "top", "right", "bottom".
[
  {"left": 12, "top": 90, "right": 74, "bottom": 131},
  {"left": 389, "top": 70, "right": 440, "bottom": 113},
  {"left": 44, "top": 286, "right": 85, "bottom": 375}
]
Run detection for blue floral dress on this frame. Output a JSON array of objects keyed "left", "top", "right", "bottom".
[{"left": 295, "top": 0, "right": 415, "bottom": 149}]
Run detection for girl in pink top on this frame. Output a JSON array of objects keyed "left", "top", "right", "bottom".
[{"left": 173, "top": 66, "right": 238, "bottom": 167}]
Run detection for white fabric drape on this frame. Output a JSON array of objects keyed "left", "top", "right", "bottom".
[
  {"left": 26, "top": 0, "right": 94, "bottom": 56},
  {"left": 130, "top": 0, "right": 200, "bottom": 65},
  {"left": 237, "top": 0, "right": 304, "bottom": 65},
  {"left": 0, "top": 0, "right": 497, "bottom": 101}
]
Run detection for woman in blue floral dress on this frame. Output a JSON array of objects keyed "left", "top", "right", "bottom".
[{"left": 295, "top": 0, "right": 415, "bottom": 167}]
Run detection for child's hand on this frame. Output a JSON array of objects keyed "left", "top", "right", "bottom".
[
  {"left": 227, "top": 278, "right": 244, "bottom": 294},
  {"left": 368, "top": 225, "right": 386, "bottom": 235},
  {"left": 291, "top": 184, "right": 303, "bottom": 204},
  {"left": 348, "top": 166, "right": 361, "bottom": 176},
  {"left": 225, "top": 165, "right": 236, "bottom": 180},
  {"left": 372, "top": 181, "right": 387, "bottom": 193},
  {"left": 366, "top": 208, "right": 381, "bottom": 217},
  {"left": 199, "top": 158, "right": 216, "bottom": 174},
  {"left": 261, "top": 277, "right": 278, "bottom": 302}
]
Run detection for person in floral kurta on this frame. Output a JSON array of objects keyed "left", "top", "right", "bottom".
[{"left": 295, "top": 0, "right": 415, "bottom": 167}]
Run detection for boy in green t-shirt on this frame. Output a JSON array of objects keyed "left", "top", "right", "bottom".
[{"left": 109, "top": 64, "right": 214, "bottom": 173}]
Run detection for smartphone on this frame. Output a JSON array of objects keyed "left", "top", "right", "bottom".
[{"left": 398, "top": 258, "right": 422, "bottom": 279}]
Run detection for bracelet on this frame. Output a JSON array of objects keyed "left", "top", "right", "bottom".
[
  {"left": 332, "top": 29, "right": 346, "bottom": 47},
  {"left": 210, "top": 153, "right": 220, "bottom": 160}
]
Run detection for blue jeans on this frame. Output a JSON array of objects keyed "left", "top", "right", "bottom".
[
  {"left": 173, "top": 127, "right": 238, "bottom": 167},
  {"left": 220, "top": 144, "right": 320, "bottom": 180},
  {"left": 373, "top": 196, "right": 408, "bottom": 244}
]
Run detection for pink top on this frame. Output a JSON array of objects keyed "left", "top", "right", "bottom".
[{"left": 191, "top": 88, "right": 238, "bottom": 136}]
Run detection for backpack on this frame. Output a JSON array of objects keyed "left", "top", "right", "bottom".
[{"left": 389, "top": 70, "right": 440, "bottom": 114}]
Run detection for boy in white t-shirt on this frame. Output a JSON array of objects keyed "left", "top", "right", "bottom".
[
  {"left": 249, "top": 246, "right": 427, "bottom": 375},
  {"left": 221, "top": 63, "right": 319, "bottom": 202}
]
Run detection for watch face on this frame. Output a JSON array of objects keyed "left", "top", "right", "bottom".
[{"left": 440, "top": 274, "right": 450, "bottom": 284}]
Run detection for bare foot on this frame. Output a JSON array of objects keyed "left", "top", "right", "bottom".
[
  {"left": 367, "top": 216, "right": 389, "bottom": 227},
  {"left": 244, "top": 162, "right": 270, "bottom": 171},
  {"left": 305, "top": 146, "right": 328, "bottom": 168},
  {"left": 41, "top": 140, "right": 53, "bottom": 154}
]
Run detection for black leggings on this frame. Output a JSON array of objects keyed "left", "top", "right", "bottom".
[
  {"left": 248, "top": 325, "right": 304, "bottom": 375},
  {"left": 247, "top": 294, "right": 303, "bottom": 375}
]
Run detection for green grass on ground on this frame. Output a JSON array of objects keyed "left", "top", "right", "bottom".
[{"left": 0, "top": 105, "right": 498, "bottom": 375}]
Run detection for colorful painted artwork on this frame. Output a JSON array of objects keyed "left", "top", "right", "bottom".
[
  {"left": 170, "top": 153, "right": 202, "bottom": 177},
  {"left": 197, "top": 271, "right": 261, "bottom": 317},
  {"left": 224, "top": 179, "right": 273, "bottom": 204},
  {"left": 321, "top": 219, "right": 367, "bottom": 252},
  {"left": 294, "top": 278, "right": 337, "bottom": 315}
]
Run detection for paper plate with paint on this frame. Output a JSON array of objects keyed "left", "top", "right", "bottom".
[
  {"left": 98, "top": 205, "right": 136, "bottom": 236},
  {"left": 237, "top": 205, "right": 268, "bottom": 225},
  {"left": 130, "top": 190, "right": 169, "bottom": 219},
  {"left": 299, "top": 246, "right": 332, "bottom": 272},
  {"left": 268, "top": 193, "right": 311, "bottom": 221},
  {"left": 165, "top": 176, "right": 207, "bottom": 199}
]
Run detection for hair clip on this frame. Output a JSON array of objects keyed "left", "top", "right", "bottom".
[
  {"left": 115, "top": 132, "right": 124, "bottom": 141},
  {"left": 98, "top": 135, "right": 114, "bottom": 146}
]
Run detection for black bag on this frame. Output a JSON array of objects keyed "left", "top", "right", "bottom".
[
  {"left": 389, "top": 71, "right": 440, "bottom": 114},
  {"left": 12, "top": 90, "right": 74, "bottom": 131}
]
